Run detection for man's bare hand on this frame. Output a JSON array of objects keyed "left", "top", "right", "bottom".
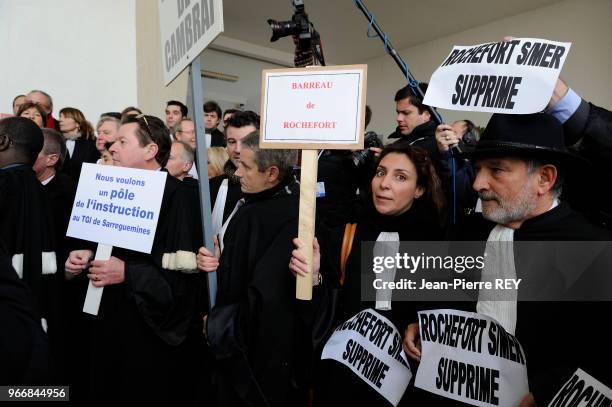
[
  {"left": 435, "top": 124, "right": 460, "bottom": 153},
  {"left": 65, "top": 250, "right": 93, "bottom": 276},
  {"left": 403, "top": 322, "right": 422, "bottom": 361},
  {"left": 88, "top": 256, "right": 125, "bottom": 287}
]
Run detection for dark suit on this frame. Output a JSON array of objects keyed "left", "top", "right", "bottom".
[{"left": 62, "top": 139, "right": 99, "bottom": 182}]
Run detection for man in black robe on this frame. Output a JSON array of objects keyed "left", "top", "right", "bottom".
[
  {"left": 0, "top": 242, "right": 51, "bottom": 384},
  {"left": 197, "top": 131, "right": 303, "bottom": 406},
  {"left": 404, "top": 113, "right": 612, "bottom": 406},
  {"left": 65, "top": 115, "right": 205, "bottom": 403},
  {"left": 209, "top": 111, "right": 259, "bottom": 245},
  {"left": 0, "top": 117, "right": 58, "bottom": 336}
]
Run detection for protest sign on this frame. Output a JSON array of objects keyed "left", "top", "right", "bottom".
[
  {"left": 548, "top": 368, "right": 612, "bottom": 407},
  {"left": 67, "top": 163, "right": 167, "bottom": 253},
  {"left": 260, "top": 65, "right": 367, "bottom": 150},
  {"left": 321, "top": 309, "right": 412, "bottom": 406},
  {"left": 260, "top": 64, "right": 367, "bottom": 301},
  {"left": 67, "top": 163, "right": 167, "bottom": 315},
  {"left": 424, "top": 38, "right": 571, "bottom": 114},
  {"left": 415, "top": 309, "right": 528, "bottom": 407},
  {"left": 158, "top": 0, "right": 224, "bottom": 85}
]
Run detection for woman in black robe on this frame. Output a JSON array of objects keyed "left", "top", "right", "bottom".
[{"left": 291, "top": 143, "right": 446, "bottom": 406}]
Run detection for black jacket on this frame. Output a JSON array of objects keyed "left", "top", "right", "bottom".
[
  {"left": 451, "top": 202, "right": 612, "bottom": 405},
  {"left": 315, "top": 200, "right": 443, "bottom": 407},
  {"left": 62, "top": 139, "right": 99, "bottom": 182},
  {"left": 563, "top": 100, "right": 612, "bottom": 228},
  {"left": 208, "top": 128, "right": 226, "bottom": 147},
  {"left": 389, "top": 121, "right": 440, "bottom": 164},
  {"left": 208, "top": 181, "right": 303, "bottom": 407}
]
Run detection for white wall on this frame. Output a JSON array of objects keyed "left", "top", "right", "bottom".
[
  {"left": 364, "top": 0, "right": 612, "bottom": 138},
  {"left": 0, "top": 0, "right": 137, "bottom": 123}
]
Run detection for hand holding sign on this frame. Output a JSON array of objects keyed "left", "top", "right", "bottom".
[
  {"left": 67, "top": 164, "right": 167, "bottom": 315},
  {"left": 289, "top": 237, "right": 321, "bottom": 286},
  {"left": 65, "top": 250, "right": 94, "bottom": 277},
  {"left": 260, "top": 65, "right": 367, "bottom": 300},
  {"left": 88, "top": 256, "right": 125, "bottom": 287},
  {"left": 403, "top": 322, "right": 422, "bottom": 361}
]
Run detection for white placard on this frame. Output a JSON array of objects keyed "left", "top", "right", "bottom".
[
  {"left": 424, "top": 38, "right": 571, "bottom": 114},
  {"left": 67, "top": 163, "right": 167, "bottom": 254},
  {"left": 321, "top": 309, "right": 412, "bottom": 406},
  {"left": 415, "top": 309, "right": 529, "bottom": 407},
  {"left": 548, "top": 369, "right": 612, "bottom": 407},
  {"left": 260, "top": 65, "right": 367, "bottom": 150},
  {"left": 158, "top": 0, "right": 224, "bottom": 85}
]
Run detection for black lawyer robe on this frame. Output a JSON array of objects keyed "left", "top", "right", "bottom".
[
  {"left": 207, "top": 181, "right": 304, "bottom": 407},
  {"left": 85, "top": 174, "right": 205, "bottom": 403},
  {"left": 314, "top": 200, "right": 443, "bottom": 407},
  {"left": 0, "top": 165, "right": 57, "bottom": 320},
  {"left": 210, "top": 160, "right": 243, "bottom": 225},
  {"left": 0, "top": 242, "right": 51, "bottom": 384},
  {"left": 61, "top": 139, "right": 99, "bottom": 182},
  {"left": 445, "top": 202, "right": 612, "bottom": 406}
]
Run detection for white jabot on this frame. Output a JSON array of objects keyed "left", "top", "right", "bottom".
[
  {"left": 66, "top": 139, "right": 75, "bottom": 158},
  {"left": 374, "top": 232, "right": 400, "bottom": 311},
  {"left": 476, "top": 198, "right": 559, "bottom": 335},
  {"left": 477, "top": 225, "right": 517, "bottom": 334},
  {"left": 188, "top": 162, "right": 199, "bottom": 180},
  {"left": 218, "top": 198, "right": 245, "bottom": 252},
  {"left": 211, "top": 179, "right": 229, "bottom": 237},
  {"left": 41, "top": 175, "right": 55, "bottom": 185}
]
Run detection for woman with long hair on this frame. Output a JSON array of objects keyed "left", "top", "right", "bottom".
[
  {"left": 59, "top": 107, "right": 99, "bottom": 180},
  {"left": 290, "top": 143, "right": 446, "bottom": 406}
]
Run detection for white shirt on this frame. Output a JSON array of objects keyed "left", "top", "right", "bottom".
[{"left": 66, "top": 139, "right": 75, "bottom": 158}]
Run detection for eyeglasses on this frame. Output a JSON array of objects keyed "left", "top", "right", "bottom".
[{"left": 135, "top": 114, "right": 153, "bottom": 138}]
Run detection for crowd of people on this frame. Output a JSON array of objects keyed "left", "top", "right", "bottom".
[{"left": 1, "top": 71, "right": 611, "bottom": 407}]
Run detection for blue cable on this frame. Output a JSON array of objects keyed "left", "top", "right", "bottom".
[{"left": 355, "top": 0, "right": 419, "bottom": 90}]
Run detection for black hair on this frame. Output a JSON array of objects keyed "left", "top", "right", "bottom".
[
  {"left": 167, "top": 100, "right": 188, "bottom": 117},
  {"left": 394, "top": 82, "right": 429, "bottom": 114},
  {"left": 226, "top": 110, "right": 260, "bottom": 130},
  {"left": 203, "top": 101, "right": 222, "bottom": 118},
  {"left": 0, "top": 117, "right": 44, "bottom": 164},
  {"left": 122, "top": 115, "right": 171, "bottom": 167}
]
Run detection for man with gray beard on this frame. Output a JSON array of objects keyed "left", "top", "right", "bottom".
[{"left": 404, "top": 113, "right": 612, "bottom": 406}]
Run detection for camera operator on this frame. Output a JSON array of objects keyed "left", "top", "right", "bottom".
[
  {"left": 435, "top": 120, "right": 480, "bottom": 218},
  {"left": 316, "top": 106, "right": 381, "bottom": 229}
]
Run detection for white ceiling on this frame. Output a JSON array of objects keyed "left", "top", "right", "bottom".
[{"left": 221, "top": 0, "right": 563, "bottom": 64}]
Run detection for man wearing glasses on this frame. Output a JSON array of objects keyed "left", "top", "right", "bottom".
[{"left": 65, "top": 114, "right": 205, "bottom": 403}]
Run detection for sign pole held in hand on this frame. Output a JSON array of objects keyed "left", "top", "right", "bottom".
[
  {"left": 260, "top": 65, "right": 367, "bottom": 300},
  {"left": 67, "top": 163, "right": 167, "bottom": 316},
  {"left": 82, "top": 243, "right": 113, "bottom": 315},
  {"left": 296, "top": 149, "right": 318, "bottom": 299}
]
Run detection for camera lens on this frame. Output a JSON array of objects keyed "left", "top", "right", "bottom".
[{"left": 267, "top": 19, "right": 299, "bottom": 42}]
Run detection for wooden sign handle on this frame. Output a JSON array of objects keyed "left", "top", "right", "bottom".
[
  {"left": 82, "top": 243, "right": 113, "bottom": 315},
  {"left": 296, "top": 149, "right": 318, "bottom": 300}
]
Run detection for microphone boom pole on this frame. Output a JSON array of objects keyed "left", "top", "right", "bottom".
[{"left": 353, "top": 0, "right": 443, "bottom": 125}]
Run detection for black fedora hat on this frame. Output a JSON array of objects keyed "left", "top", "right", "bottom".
[{"left": 458, "top": 113, "right": 588, "bottom": 168}]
